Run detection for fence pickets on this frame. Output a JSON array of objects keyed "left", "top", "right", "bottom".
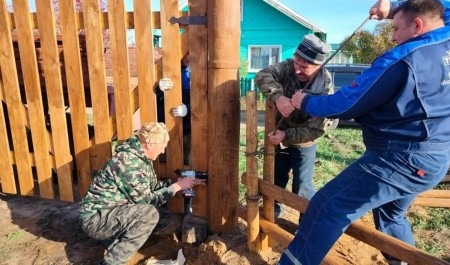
[
  {"left": 0, "top": 0, "right": 192, "bottom": 205},
  {"left": 0, "top": 0, "right": 34, "bottom": 196},
  {"left": 36, "top": 0, "right": 73, "bottom": 201},
  {"left": 83, "top": 0, "right": 112, "bottom": 175}
]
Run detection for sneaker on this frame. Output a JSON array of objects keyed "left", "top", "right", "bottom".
[{"left": 274, "top": 203, "right": 284, "bottom": 219}]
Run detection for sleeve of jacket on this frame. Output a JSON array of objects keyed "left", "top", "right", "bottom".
[
  {"left": 113, "top": 155, "right": 176, "bottom": 207},
  {"left": 254, "top": 60, "right": 292, "bottom": 102},
  {"left": 282, "top": 76, "right": 334, "bottom": 145}
]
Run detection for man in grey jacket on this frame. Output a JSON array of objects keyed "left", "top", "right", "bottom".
[{"left": 255, "top": 34, "right": 334, "bottom": 219}]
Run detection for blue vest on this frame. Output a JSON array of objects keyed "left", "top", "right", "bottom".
[{"left": 302, "top": 27, "right": 450, "bottom": 151}]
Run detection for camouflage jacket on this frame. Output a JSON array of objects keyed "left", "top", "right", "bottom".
[
  {"left": 255, "top": 59, "right": 334, "bottom": 147},
  {"left": 79, "top": 135, "right": 175, "bottom": 218}
]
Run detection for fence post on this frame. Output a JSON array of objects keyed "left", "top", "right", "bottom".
[{"left": 245, "top": 91, "right": 261, "bottom": 252}]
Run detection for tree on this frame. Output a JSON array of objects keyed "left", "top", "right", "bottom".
[{"left": 341, "top": 21, "right": 395, "bottom": 64}]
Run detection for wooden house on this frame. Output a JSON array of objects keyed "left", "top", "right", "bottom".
[{"left": 240, "top": 0, "right": 327, "bottom": 79}]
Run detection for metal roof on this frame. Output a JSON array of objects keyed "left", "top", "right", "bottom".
[{"left": 262, "top": 0, "right": 327, "bottom": 34}]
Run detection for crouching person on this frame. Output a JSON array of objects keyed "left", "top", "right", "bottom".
[{"left": 78, "top": 122, "right": 205, "bottom": 265}]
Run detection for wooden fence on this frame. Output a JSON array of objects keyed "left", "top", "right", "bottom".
[
  {"left": 241, "top": 91, "right": 450, "bottom": 264},
  {"left": 0, "top": 0, "right": 242, "bottom": 232}
]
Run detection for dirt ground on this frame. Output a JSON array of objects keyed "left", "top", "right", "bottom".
[{"left": 0, "top": 192, "right": 393, "bottom": 265}]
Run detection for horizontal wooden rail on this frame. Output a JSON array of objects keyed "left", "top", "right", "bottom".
[
  {"left": 418, "top": 189, "right": 450, "bottom": 198},
  {"left": 8, "top": 11, "right": 188, "bottom": 30},
  {"left": 241, "top": 176, "right": 450, "bottom": 265},
  {"left": 236, "top": 206, "right": 337, "bottom": 265},
  {"left": 413, "top": 198, "right": 450, "bottom": 208}
]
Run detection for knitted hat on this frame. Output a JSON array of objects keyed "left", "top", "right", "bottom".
[
  {"left": 136, "top": 122, "right": 170, "bottom": 144},
  {"left": 295, "top": 34, "right": 331, "bottom": 65}
]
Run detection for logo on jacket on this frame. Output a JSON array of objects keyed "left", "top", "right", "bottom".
[
  {"left": 442, "top": 72, "right": 450, "bottom": 86},
  {"left": 444, "top": 51, "right": 450, "bottom": 66}
]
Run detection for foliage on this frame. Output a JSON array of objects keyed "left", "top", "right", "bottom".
[
  {"left": 341, "top": 21, "right": 396, "bottom": 64},
  {"left": 239, "top": 59, "right": 249, "bottom": 79}
]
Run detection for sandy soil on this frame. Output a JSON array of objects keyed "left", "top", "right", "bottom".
[{"left": 0, "top": 192, "right": 392, "bottom": 265}]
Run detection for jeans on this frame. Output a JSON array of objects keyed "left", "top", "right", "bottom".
[
  {"left": 275, "top": 144, "right": 317, "bottom": 200},
  {"left": 279, "top": 148, "right": 450, "bottom": 265}
]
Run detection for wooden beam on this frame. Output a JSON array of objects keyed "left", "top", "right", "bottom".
[
  {"left": 8, "top": 11, "right": 189, "bottom": 30},
  {"left": 207, "top": 0, "right": 241, "bottom": 233},
  {"left": 245, "top": 91, "right": 261, "bottom": 252},
  {"left": 253, "top": 179, "right": 450, "bottom": 265},
  {"left": 189, "top": 0, "right": 209, "bottom": 218}
]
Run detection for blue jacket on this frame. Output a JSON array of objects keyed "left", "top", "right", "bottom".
[
  {"left": 300, "top": 26, "right": 450, "bottom": 151},
  {"left": 392, "top": 0, "right": 450, "bottom": 26}
]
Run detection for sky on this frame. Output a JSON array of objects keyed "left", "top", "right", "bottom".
[
  {"left": 278, "top": 0, "right": 380, "bottom": 43},
  {"left": 9, "top": 0, "right": 381, "bottom": 44}
]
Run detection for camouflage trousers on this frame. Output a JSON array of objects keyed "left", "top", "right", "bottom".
[{"left": 80, "top": 204, "right": 159, "bottom": 265}]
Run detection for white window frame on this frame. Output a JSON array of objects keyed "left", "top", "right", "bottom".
[{"left": 247, "top": 45, "right": 282, "bottom": 73}]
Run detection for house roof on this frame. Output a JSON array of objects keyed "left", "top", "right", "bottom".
[
  {"left": 262, "top": 0, "right": 326, "bottom": 34},
  {"left": 179, "top": 0, "right": 188, "bottom": 9}
]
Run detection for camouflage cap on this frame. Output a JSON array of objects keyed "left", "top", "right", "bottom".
[{"left": 136, "top": 122, "right": 170, "bottom": 144}]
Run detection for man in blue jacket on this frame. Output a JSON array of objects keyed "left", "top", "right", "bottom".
[
  {"left": 278, "top": 0, "right": 450, "bottom": 265},
  {"left": 371, "top": 0, "right": 450, "bottom": 25}
]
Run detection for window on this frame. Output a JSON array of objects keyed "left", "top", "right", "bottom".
[{"left": 248, "top": 45, "right": 281, "bottom": 72}]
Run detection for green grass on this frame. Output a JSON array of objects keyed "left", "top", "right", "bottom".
[{"left": 238, "top": 124, "right": 450, "bottom": 259}]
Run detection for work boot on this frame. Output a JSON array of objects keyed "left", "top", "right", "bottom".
[{"left": 155, "top": 208, "right": 182, "bottom": 236}]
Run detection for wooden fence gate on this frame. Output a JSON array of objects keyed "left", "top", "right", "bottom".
[{"left": 0, "top": 0, "right": 240, "bottom": 227}]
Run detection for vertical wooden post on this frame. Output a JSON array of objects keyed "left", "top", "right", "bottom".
[
  {"left": 160, "top": 0, "right": 184, "bottom": 213},
  {"left": 207, "top": 0, "right": 241, "bottom": 232},
  {"left": 245, "top": 91, "right": 261, "bottom": 252},
  {"left": 261, "top": 100, "right": 277, "bottom": 249},
  {"left": 189, "top": 0, "right": 209, "bottom": 218}
]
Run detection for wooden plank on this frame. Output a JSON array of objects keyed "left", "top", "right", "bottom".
[
  {"left": 0, "top": 71, "right": 16, "bottom": 194},
  {"left": 160, "top": 0, "right": 184, "bottom": 213},
  {"left": 207, "top": 0, "right": 241, "bottom": 232},
  {"left": 133, "top": 0, "right": 157, "bottom": 124},
  {"left": 413, "top": 198, "right": 450, "bottom": 208},
  {"left": 245, "top": 91, "right": 261, "bottom": 252},
  {"left": 442, "top": 175, "right": 450, "bottom": 183},
  {"left": 83, "top": 0, "right": 112, "bottom": 172},
  {"left": 189, "top": 0, "right": 209, "bottom": 218},
  {"left": 261, "top": 100, "right": 277, "bottom": 249},
  {"left": 1, "top": 0, "right": 34, "bottom": 196},
  {"left": 35, "top": 0, "right": 73, "bottom": 201},
  {"left": 236, "top": 206, "right": 339, "bottom": 265},
  {"left": 417, "top": 189, "right": 450, "bottom": 198},
  {"left": 14, "top": 0, "right": 54, "bottom": 199},
  {"left": 108, "top": 0, "right": 132, "bottom": 140},
  {"left": 9, "top": 11, "right": 187, "bottom": 30},
  {"left": 58, "top": 0, "right": 92, "bottom": 197}
]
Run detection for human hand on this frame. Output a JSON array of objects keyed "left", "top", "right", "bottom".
[
  {"left": 291, "top": 91, "right": 306, "bottom": 109},
  {"left": 369, "top": 0, "right": 391, "bottom": 20},
  {"left": 172, "top": 177, "right": 206, "bottom": 193},
  {"left": 268, "top": 130, "right": 285, "bottom": 146},
  {"left": 275, "top": 96, "right": 295, "bottom": 117}
]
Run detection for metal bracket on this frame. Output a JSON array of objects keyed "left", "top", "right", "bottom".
[{"left": 169, "top": 15, "right": 207, "bottom": 26}]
